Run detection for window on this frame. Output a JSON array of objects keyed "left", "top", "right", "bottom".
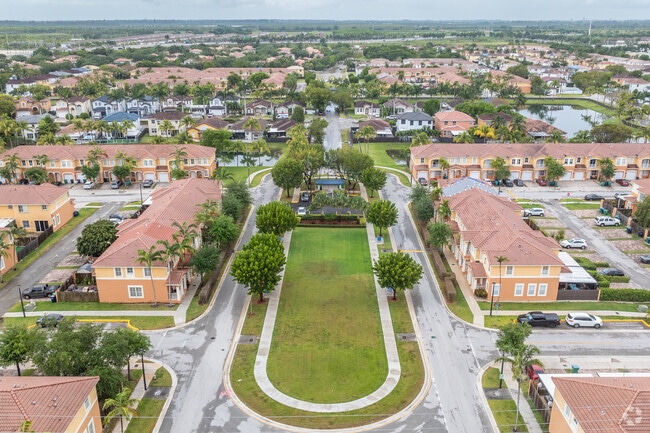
[
  {"left": 539, "top": 284, "right": 548, "bottom": 296},
  {"left": 484, "top": 159, "right": 493, "bottom": 168},
  {"left": 616, "top": 157, "right": 626, "bottom": 166},
  {"left": 524, "top": 157, "right": 529, "bottom": 163},
  {"left": 577, "top": 157, "right": 582, "bottom": 163},
  {"left": 129, "top": 286, "right": 144, "bottom": 298},
  {"left": 7, "top": 205, "right": 12, "bottom": 209},
  {"left": 511, "top": 158, "right": 521, "bottom": 165},
  {"left": 35, "top": 220, "right": 49, "bottom": 232},
  {"left": 52, "top": 218, "right": 56, "bottom": 227},
  {"left": 18, "top": 205, "right": 28, "bottom": 213},
  {"left": 527, "top": 283, "right": 537, "bottom": 296},
  {"left": 61, "top": 160, "right": 72, "bottom": 168},
  {"left": 564, "top": 404, "right": 571, "bottom": 418},
  {"left": 589, "top": 158, "right": 597, "bottom": 168},
  {"left": 143, "top": 159, "right": 153, "bottom": 167},
  {"left": 492, "top": 283, "right": 500, "bottom": 297},
  {"left": 563, "top": 158, "right": 574, "bottom": 165},
  {"left": 514, "top": 284, "right": 524, "bottom": 296},
  {"left": 126, "top": 267, "right": 134, "bottom": 277},
  {"left": 114, "top": 268, "right": 122, "bottom": 277},
  {"left": 536, "top": 160, "right": 545, "bottom": 168},
  {"left": 0, "top": 256, "right": 5, "bottom": 271},
  {"left": 505, "top": 266, "right": 514, "bottom": 276},
  {"left": 88, "top": 419, "right": 96, "bottom": 433},
  {"left": 22, "top": 221, "right": 30, "bottom": 229},
  {"left": 41, "top": 205, "right": 48, "bottom": 210},
  {"left": 420, "top": 158, "right": 425, "bottom": 164},
  {"left": 144, "top": 267, "right": 151, "bottom": 277},
  {"left": 28, "top": 160, "right": 33, "bottom": 166},
  {"left": 541, "top": 266, "right": 549, "bottom": 276},
  {"left": 56, "top": 215, "right": 60, "bottom": 224},
  {"left": 159, "top": 158, "right": 166, "bottom": 165},
  {"left": 84, "top": 396, "right": 91, "bottom": 411}
]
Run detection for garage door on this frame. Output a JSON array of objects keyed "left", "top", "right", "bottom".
[
  {"left": 158, "top": 172, "right": 169, "bottom": 182},
  {"left": 417, "top": 171, "right": 427, "bottom": 179},
  {"left": 522, "top": 171, "right": 533, "bottom": 181},
  {"left": 469, "top": 171, "right": 480, "bottom": 179},
  {"left": 615, "top": 171, "right": 624, "bottom": 180},
  {"left": 510, "top": 172, "right": 520, "bottom": 179},
  {"left": 561, "top": 172, "right": 572, "bottom": 181},
  {"left": 626, "top": 170, "right": 637, "bottom": 180},
  {"left": 144, "top": 173, "right": 155, "bottom": 181},
  {"left": 63, "top": 173, "right": 74, "bottom": 182},
  {"left": 574, "top": 172, "right": 584, "bottom": 180}
]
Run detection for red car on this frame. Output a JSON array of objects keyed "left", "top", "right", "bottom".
[
  {"left": 615, "top": 179, "right": 630, "bottom": 186},
  {"left": 536, "top": 178, "right": 547, "bottom": 186},
  {"left": 526, "top": 364, "right": 545, "bottom": 381}
]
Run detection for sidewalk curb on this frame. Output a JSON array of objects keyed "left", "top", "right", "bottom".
[{"left": 151, "top": 359, "right": 178, "bottom": 433}]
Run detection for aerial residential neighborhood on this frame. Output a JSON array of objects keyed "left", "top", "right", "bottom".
[{"left": 0, "top": 13, "right": 650, "bottom": 433}]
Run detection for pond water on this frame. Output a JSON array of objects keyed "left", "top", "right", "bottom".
[
  {"left": 518, "top": 105, "right": 609, "bottom": 139},
  {"left": 219, "top": 150, "right": 282, "bottom": 167}
]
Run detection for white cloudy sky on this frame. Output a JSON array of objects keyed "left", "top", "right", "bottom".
[{"left": 4, "top": 0, "right": 650, "bottom": 21}]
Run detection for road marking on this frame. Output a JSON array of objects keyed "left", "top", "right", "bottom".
[{"left": 400, "top": 249, "right": 422, "bottom": 253}]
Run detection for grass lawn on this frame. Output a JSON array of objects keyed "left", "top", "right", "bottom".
[
  {"left": 524, "top": 98, "right": 616, "bottom": 117},
  {"left": 476, "top": 300, "right": 641, "bottom": 312},
  {"left": 2, "top": 315, "right": 174, "bottom": 330},
  {"left": 367, "top": 142, "right": 409, "bottom": 171},
  {"left": 563, "top": 203, "right": 601, "bottom": 210},
  {"left": 268, "top": 228, "right": 385, "bottom": 403},
  {"left": 0, "top": 207, "right": 97, "bottom": 290},
  {"left": 8, "top": 301, "right": 177, "bottom": 313},
  {"left": 482, "top": 367, "right": 501, "bottom": 388},
  {"left": 485, "top": 316, "right": 518, "bottom": 329},
  {"left": 124, "top": 398, "right": 165, "bottom": 433},
  {"left": 447, "top": 282, "right": 474, "bottom": 323},
  {"left": 229, "top": 227, "right": 424, "bottom": 429},
  {"left": 488, "top": 399, "right": 529, "bottom": 433},
  {"left": 223, "top": 166, "right": 269, "bottom": 185},
  {"left": 149, "top": 366, "right": 173, "bottom": 387},
  {"left": 185, "top": 294, "right": 208, "bottom": 322}
]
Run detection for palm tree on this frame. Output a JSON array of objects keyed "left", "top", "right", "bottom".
[
  {"left": 136, "top": 246, "right": 162, "bottom": 307},
  {"left": 156, "top": 239, "right": 180, "bottom": 305},
  {"left": 354, "top": 125, "right": 377, "bottom": 154},
  {"left": 212, "top": 167, "right": 234, "bottom": 183},
  {"left": 411, "top": 131, "right": 429, "bottom": 147},
  {"left": 498, "top": 344, "right": 543, "bottom": 432},
  {"left": 33, "top": 154, "right": 49, "bottom": 167},
  {"left": 242, "top": 117, "right": 262, "bottom": 142},
  {"left": 102, "top": 387, "right": 139, "bottom": 433},
  {"left": 453, "top": 131, "right": 475, "bottom": 143},
  {"left": 159, "top": 120, "right": 174, "bottom": 138},
  {"left": 252, "top": 138, "right": 270, "bottom": 165},
  {"left": 439, "top": 157, "right": 450, "bottom": 180},
  {"left": 180, "top": 115, "right": 196, "bottom": 132}
]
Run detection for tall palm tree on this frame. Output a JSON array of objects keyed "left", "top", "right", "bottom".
[
  {"left": 180, "top": 115, "right": 196, "bottom": 132},
  {"left": 102, "top": 387, "right": 139, "bottom": 433},
  {"left": 211, "top": 167, "right": 234, "bottom": 183},
  {"left": 156, "top": 239, "right": 180, "bottom": 305},
  {"left": 242, "top": 117, "right": 262, "bottom": 141},
  {"left": 159, "top": 120, "right": 174, "bottom": 138},
  {"left": 252, "top": 138, "right": 270, "bottom": 165},
  {"left": 136, "top": 246, "right": 162, "bottom": 306},
  {"left": 439, "top": 157, "right": 450, "bottom": 180},
  {"left": 354, "top": 125, "right": 377, "bottom": 154},
  {"left": 33, "top": 154, "right": 49, "bottom": 167}
]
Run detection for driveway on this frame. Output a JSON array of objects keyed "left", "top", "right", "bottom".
[{"left": 541, "top": 199, "right": 649, "bottom": 287}]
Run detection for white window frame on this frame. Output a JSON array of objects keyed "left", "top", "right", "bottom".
[
  {"left": 0, "top": 256, "right": 5, "bottom": 271},
  {"left": 126, "top": 267, "right": 134, "bottom": 277},
  {"left": 56, "top": 214, "right": 60, "bottom": 224},
  {"left": 84, "top": 396, "right": 91, "bottom": 411},
  {"left": 541, "top": 266, "right": 549, "bottom": 276},
  {"left": 492, "top": 283, "right": 500, "bottom": 297},
  {"left": 616, "top": 157, "right": 626, "bottom": 166},
  {"left": 18, "top": 205, "right": 28, "bottom": 213},
  {"left": 61, "top": 160, "right": 72, "bottom": 168},
  {"left": 514, "top": 283, "right": 524, "bottom": 296},
  {"left": 505, "top": 265, "right": 514, "bottom": 276},
  {"left": 128, "top": 286, "right": 144, "bottom": 298},
  {"left": 527, "top": 283, "right": 537, "bottom": 296},
  {"left": 538, "top": 284, "right": 548, "bottom": 297},
  {"left": 114, "top": 268, "right": 122, "bottom": 277},
  {"left": 87, "top": 419, "right": 96, "bottom": 433},
  {"left": 143, "top": 159, "right": 154, "bottom": 167}
]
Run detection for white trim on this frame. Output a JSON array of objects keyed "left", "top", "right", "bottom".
[{"left": 128, "top": 285, "right": 144, "bottom": 298}]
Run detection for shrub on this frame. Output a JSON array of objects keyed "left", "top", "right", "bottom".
[
  {"left": 593, "top": 261, "right": 611, "bottom": 268},
  {"left": 474, "top": 288, "right": 488, "bottom": 298},
  {"left": 574, "top": 257, "right": 597, "bottom": 270},
  {"left": 444, "top": 277, "right": 457, "bottom": 302},
  {"left": 600, "top": 288, "right": 650, "bottom": 302},
  {"left": 606, "top": 275, "right": 631, "bottom": 283}
]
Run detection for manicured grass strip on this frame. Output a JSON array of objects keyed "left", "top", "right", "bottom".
[
  {"left": 476, "top": 300, "right": 641, "bottom": 312},
  {"left": 124, "top": 398, "right": 165, "bottom": 433},
  {"left": 149, "top": 366, "right": 173, "bottom": 387},
  {"left": 483, "top": 367, "right": 501, "bottom": 388},
  {"left": 8, "top": 301, "right": 177, "bottom": 313},
  {"left": 379, "top": 167, "right": 411, "bottom": 187},
  {"left": 563, "top": 203, "right": 601, "bottom": 210},
  {"left": 447, "top": 282, "right": 474, "bottom": 323},
  {"left": 2, "top": 316, "right": 174, "bottom": 330},
  {"left": 268, "top": 228, "right": 385, "bottom": 403},
  {"left": 484, "top": 316, "right": 518, "bottom": 330},
  {"left": 367, "top": 142, "right": 409, "bottom": 171},
  {"left": 488, "top": 399, "right": 529, "bottom": 433},
  {"left": 223, "top": 166, "right": 269, "bottom": 185}
]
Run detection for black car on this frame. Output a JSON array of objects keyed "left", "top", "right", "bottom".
[
  {"left": 22, "top": 284, "right": 58, "bottom": 299},
  {"left": 584, "top": 193, "right": 604, "bottom": 201},
  {"left": 639, "top": 255, "right": 650, "bottom": 264},
  {"left": 516, "top": 311, "right": 561, "bottom": 328},
  {"left": 36, "top": 313, "right": 64, "bottom": 328},
  {"left": 598, "top": 268, "right": 625, "bottom": 277},
  {"left": 142, "top": 179, "right": 155, "bottom": 188},
  {"left": 502, "top": 179, "right": 514, "bottom": 187},
  {"left": 513, "top": 179, "right": 525, "bottom": 187},
  {"left": 300, "top": 192, "right": 310, "bottom": 202}
]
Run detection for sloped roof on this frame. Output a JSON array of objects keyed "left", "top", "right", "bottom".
[
  {"left": 434, "top": 110, "right": 474, "bottom": 122},
  {"left": 396, "top": 111, "right": 433, "bottom": 122},
  {"left": 1, "top": 144, "right": 215, "bottom": 162},
  {"left": 0, "top": 376, "right": 99, "bottom": 433},
  {"left": 103, "top": 111, "right": 139, "bottom": 123},
  {"left": 0, "top": 184, "right": 68, "bottom": 206}
]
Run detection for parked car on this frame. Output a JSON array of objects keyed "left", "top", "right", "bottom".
[
  {"left": 584, "top": 193, "right": 604, "bottom": 201},
  {"left": 615, "top": 179, "right": 630, "bottom": 186},
  {"left": 614, "top": 192, "right": 628, "bottom": 200},
  {"left": 418, "top": 177, "right": 429, "bottom": 186},
  {"left": 297, "top": 207, "right": 306, "bottom": 216},
  {"left": 110, "top": 179, "right": 123, "bottom": 189},
  {"left": 83, "top": 180, "right": 95, "bottom": 190},
  {"left": 517, "top": 311, "right": 561, "bottom": 328},
  {"left": 560, "top": 238, "right": 587, "bottom": 249},
  {"left": 525, "top": 364, "right": 545, "bottom": 381},
  {"left": 594, "top": 216, "right": 621, "bottom": 227},
  {"left": 36, "top": 313, "right": 65, "bottom": 328},
  {"left": 598, "top": 268, "right": 625, "bottom": 277},
  {"left": 22, "top": 284, "right": 58, "bottom": 299},
  {"left": 523, "top": 208, "right": 545, "bottom": 217},
  {"left": 513, "top": 179, "right": 525, "bottom": 187},
  {"left": 535, "top": 178, "right": 547, "bottom": 186},
  {"left": 639, "top": 255, "right": 650, "bottom": 264},
  {"left": 300, "top": 192, "right": 310, "bottom": 202},
  {"left": 142, "top": 179, "right": 155, "bottom": 188},
  {"left": 502, "top": 179, "right": 514, "bottom": 187},
  {"left": 565, "top": 312, "right": 603, "bottom": 328}
]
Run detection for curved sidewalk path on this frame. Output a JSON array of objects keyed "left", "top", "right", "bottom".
[{"left": 252, "top": 206, "right": 402, "bottom": 413}]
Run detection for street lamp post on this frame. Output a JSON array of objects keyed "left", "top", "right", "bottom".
[
  {"left": 489, "top": 282, "right": 496, "bottom": 317},
  {"left": 18, "top": 284, "right": 26, "bottom": 318},
  {"left": 140, "top": 350, "right": 147, "bottom": 391}
]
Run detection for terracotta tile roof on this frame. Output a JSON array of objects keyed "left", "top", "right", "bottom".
[
  {"left": 0, "top": 376, "right": 99, "bottom": 433},
  {"left": 1, "top": 144, "right": 215, "bottom": 162},
  {"left": 447, "top": 188, "right": 562, "bottom": 267},
  {"left": 93, "top": 178, "right": 221, "bottom": 267},
  {"left": 434, "top": 110, "right": 475, "bottom": 122},
  {"left": 0, "top": 184, "right": 69, "bottom": 205},
  {"left": 554, "top": 376, "right": 650, "bottom": 433},
  {"left": 633, "top": 178, "right": 650, "bottom": 195}
]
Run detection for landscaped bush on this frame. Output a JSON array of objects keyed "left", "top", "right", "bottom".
[
  {"left": 606, "top": 275, "right": 631, "bottom": 283},
  {"left": 600, "top": 288, "right": 650, "bottom": 302},
  {"left": 593, "top": 261, "right": 611, "bottom": 268},
  {"left": 574, "top": 257, "right": 606, "bottom": 270},
  {"left": 430, "top": 249, "right": 449, "bottom": 279},
  {"left": 474, "top": 288, "right": 488, "bottom": 298},
  {"left": 587, "top": 270, "right": 611, "bottom": 288},
  {"left": 443, "top": 277, "right": 457, "bottom": 302}
]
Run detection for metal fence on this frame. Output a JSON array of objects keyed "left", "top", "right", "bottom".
[{"left": 17, "top": 226, "right": 54, "bottom": 261}]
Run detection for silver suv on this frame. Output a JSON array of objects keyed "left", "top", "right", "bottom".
[
  {"left": 523, "top": 208, "right": 545, "bottom": 217},
  {"left": 560, "top": 238, "right": 587, "bottom": 249},
  {"left": 594, "top": 216, "right": 620, "bottom": 227}
]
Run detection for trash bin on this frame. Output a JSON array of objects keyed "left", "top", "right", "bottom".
[
  {"left": 571, "top": 364, "right": 580, "bottom": 373},
  {"left": 73, "top": 210, "right": 79, "bottom": 217},
  {"left": 49, "top": 293, "right": 57, "bottom": 303},
  {"left": 626, "top": 226, "right": 632, "bottom": 234},
  {"left": 646, "top": 237, "right": 650, "bottom": 245}
]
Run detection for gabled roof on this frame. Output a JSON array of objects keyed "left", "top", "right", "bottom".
[
  {"left": 269, "top": 118, "right": 298, "bottom": 131},
  {"left": 103, "top": 112, "right": 139, "bottom": 123},
  {"left": 230, "top": 117, "right": 268, "bottom": 132},
  {"left": 434, "top": 110, "right": 474, "bottom": 122},
  {"left": 2, "top": 144, "right": 215, "bottom": 162},
  {"left": 0, "top": 376, "right": 99, "bottom": 433},
  {"left": 149, "top": 111, "right": 185, "bottom": 121},
  {"left": 194, "top": 117, "right": 229, "bottom": 130},
  {"left": 358, "top": 118, "right": 392, "bottom": 131},
  {"left": 0, "top": 184, "right": 69, "bottom": 206},
  {"left": 396, "top": 111, "right": 433, "bottom": 122}
]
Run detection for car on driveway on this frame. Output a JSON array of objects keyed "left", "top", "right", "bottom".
[
  {"left": 502, "top": 179, "right": 514, "bottom": 187},
  {"left": 297, "top": 207, "right": 306, "bottom": 216},
  {"left": 639, "top": 255, "right": 650, "bottom": 264},
  {"left": 594, "top": 216, "right": 621, "bottom": 226},
  {"left": 300, "top": 192, "right": 310, "bottom": 202},
  {"left": 110, "top": 179, "right": 123, "bottom": 189},
  {"left": 22, "top": 284, "right": 58, "bottom": 299},
  {"left": 560, "top": 238, "right": 587, "bottom": 249},
  {"left": 535, "top": 178, "right": 547, "bottom": 186},
  {"left": 513, "top": 179, "right": 525, "bottom": 187},
  {"left": 143, "top": 179, "right": 155, "bottom": 188},
  {"left": 83, "top": 180, "right": 95, "bottom": 189},
  {"left": 517, "top": 311, "right": 561, "bottom": 328},
  {"left": 36, "top": 313, "right": 64, "bottom": 328},
  {"left": 565, "top": 312, "right": 603, "bottom": 328},
  {"left": 526, "top": 364, "right": 545, "bottom": 381},
  {"left": 584, "top": 193, "right": 604, "bottom": 201},
  {"left": 598, "top": 268, "right": 625, "bottom": 277},
  {"left": 523, "top": 208, "right": 545, "bottom": 217},
  {"left": 418, "top": 177, "right": 429, "bottom": 186},
  {"left": 615, "top": 179, "right": 630, "bottom": 186}
]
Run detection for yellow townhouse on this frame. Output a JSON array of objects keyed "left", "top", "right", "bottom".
[{"left": 0, "top": 184, "right": 75, "bottom": 233}]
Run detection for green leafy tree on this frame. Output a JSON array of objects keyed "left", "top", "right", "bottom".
[
  {"left": 103, "top": 387, "right": 139, "bottom": 433},
  {"left": 189, "top": 244, "right": 221, "bottom": 281},
  {"left": 422, "top": 99, "right": 441, "bottom": 117},
  {"left": 544, "top": 156, "right": 566, "bottom": 184},
  {"left": 634, "top": 196, "right": 650, "bottom": 228},
  {"left": 23, "top": 167, "right": 48, "bottom": 184},
  {"left": 76, "top": 220, "right": 117, "bottom": 257},
  {"left": 112, "top": 151, "right": 136, "bottom": 186},
  {"left": 590, "top": 123, "right": 633, "bottom": 143},
  {"left": 255, "top": 201, "right": 299, "bottom": 237},
  {"left": 341, "top": 147, "right": 374, "bottom": 190},
  {"left": 366, "top": 199, "right": 398, "bottom": 237},
  {"left": 290, "top": 105, "right": 305, "bottom": 122},
  {"left": 207, "top": 215, "right": 240, "bottom": 249},
  {"left": 200, "top": 128, "right": 233, "bottom": 158},
  {"left": 373, "top": 251, "right": 423, "bottom": 300},
  {"left": 438, "top": 199, "right": 451, "bottom": 221},
  {"left": 230, "top": 233, "right": 286, "bottom": 302},
  {"left": 414, "top": 197, "right": 435, "bottom": 222},
  {"left": 361, "top": 167, "right": 387, "bottom": 198},
  {"left": 0, "top": 153, "right": 20, "bottom": 183},
  {"left": 81, "top": 162, "right": 100, "bottom": 183},
  {"left": 309, "top": 117, "right": 328, "bottom": 145},
  {"left": 170, "top": 146, "right": 188, "bottom": 180},
  {"left": 496, "top": 322, "right": 532, "bottom": 356},
  {"left": 427, "top": 221, "right": 453, "bottom": 251},
  {"left": 599, "top": 158, "right": 616, "bottom": 183},
  {"left": 100, "top": 328, "right": 151, "bottom": 381},
  {"left": 0, "top": 325, "right": 45, "bottom": 376},
  {"left": 272, "top": 157, "right": 304, "bottom": 198}
]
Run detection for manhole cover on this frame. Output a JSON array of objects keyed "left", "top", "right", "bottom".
[
  {"left": 239, "top": 335, "right": 258, "bottom": 344},
  {"left": 397, "top": 333, "right": 416, "bottom": 341}
]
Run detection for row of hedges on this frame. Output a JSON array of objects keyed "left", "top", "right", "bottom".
[
  {"left": 574, "top": 257, "right": 610, "bottom": 270},
  {"left": 600, "top": 288, "right": 650, "bottom": 302},
  {"left": 587, "top": 271, "right": 611, "bottom": 288}
]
